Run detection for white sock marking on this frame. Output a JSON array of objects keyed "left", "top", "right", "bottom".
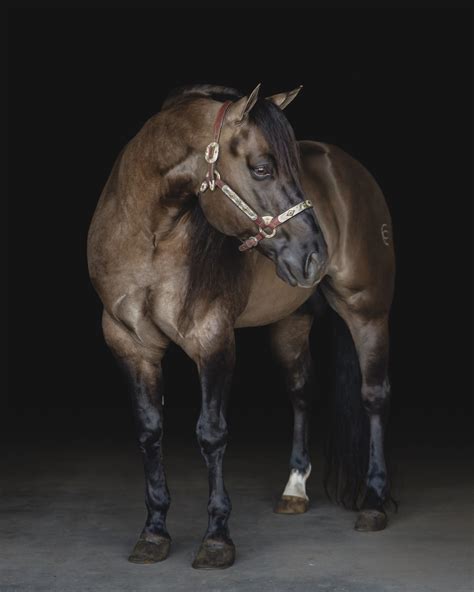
[{"left": 282, "top": 464, "right": 311, "bottom": 500}]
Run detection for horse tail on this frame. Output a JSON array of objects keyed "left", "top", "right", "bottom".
[{"left": 323, "top": 307, "right": 370, "bottom": 510}]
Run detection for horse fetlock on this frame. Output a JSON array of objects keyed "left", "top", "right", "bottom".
[
  {"left": 362, "top": 483, "right": 387, "bottom": 509},
  {"left": 208, "top": 493, "right": 232, "bottom": 518},
  {"left": 146, "top": 489, "right": 171, "bottom": 513}
]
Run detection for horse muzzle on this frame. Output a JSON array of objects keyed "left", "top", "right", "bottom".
[{"left": 276, "top": 248, "right": 327, "bottom": 288}]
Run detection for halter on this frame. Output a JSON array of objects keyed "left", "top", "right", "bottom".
[{"left": 199, "top": 101, "right": 313, "bottom": 252}]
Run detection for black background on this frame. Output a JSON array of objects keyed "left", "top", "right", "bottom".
[{"left": 6, "top": 9, "right": 472, "bottom": 450}]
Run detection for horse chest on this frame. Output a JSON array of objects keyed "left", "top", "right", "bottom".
[{"left": 109, "top": 242, "right": 314, "bottom": 352}]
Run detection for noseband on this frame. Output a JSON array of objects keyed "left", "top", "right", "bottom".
[{"left": 199, "top": 101, "right": 313, "bottom": 252}]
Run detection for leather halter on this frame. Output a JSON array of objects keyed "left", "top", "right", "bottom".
[{"left": 199, "top": 101, "right": 313, "bottom": 252}]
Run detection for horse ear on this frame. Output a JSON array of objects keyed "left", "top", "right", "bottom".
[
  {"left": 228, "top": 83, "right": 261, "bottom": 123},
  {"left": 266, "top": 85, "right": 303, "bottom": 110}
]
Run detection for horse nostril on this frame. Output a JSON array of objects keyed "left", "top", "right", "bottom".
[{"left": 304, "top": 252, "right": 320, "bottom": 279}]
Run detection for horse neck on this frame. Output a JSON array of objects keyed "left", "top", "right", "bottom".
[{"left": 119, "top": 99, "right": 220, "bottom": 233}]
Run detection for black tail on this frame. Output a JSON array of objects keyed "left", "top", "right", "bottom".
[{"left": 323, "top": 309, "right": 370, "bottom": 510}]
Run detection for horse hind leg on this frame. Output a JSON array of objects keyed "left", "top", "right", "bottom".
[
  {"left": 327, "top": 306, "right": 391, "bottom": 532},
  {"left": 270, "top": 310, "right": 315, "bottom": 515},
  {"left": 350, "top": 315, "right": 391, "bottom": 531},
  {"left": 102, "top": 311, "right": 172, "bottom": 563}
]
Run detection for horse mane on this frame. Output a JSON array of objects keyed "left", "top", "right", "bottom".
[
  {"left": 178, "top": 204, "right": 249, "bottom": 331},
  {"left": 172, "top": 84, "right": 302, "bottom": 330},
  {"left": 162, "top": 84, "right": 244, "bottom": 109}
]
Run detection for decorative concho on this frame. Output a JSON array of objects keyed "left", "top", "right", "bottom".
[{"left": 204, "top": 142, "right": 219, "bottom": 164}]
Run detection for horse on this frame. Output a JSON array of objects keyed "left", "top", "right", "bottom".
[{"left": 87, "top": 83, "right": 395, "bottom": 569}]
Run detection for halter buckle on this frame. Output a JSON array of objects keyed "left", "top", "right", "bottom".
[
  {"left": 260, "top": 215, "right": 277, "bottom": 239},
  {"left": 205, "top": 141, "right": 220, "bottom": 164}
]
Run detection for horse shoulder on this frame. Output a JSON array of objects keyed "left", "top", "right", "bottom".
[{"left": 88, "top": 125, "right": 177, "bottom": 317}]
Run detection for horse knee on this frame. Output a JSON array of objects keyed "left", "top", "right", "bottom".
[
  {"left": 138, "top": 422, "right": 163, "bottom": 453},
  {"left": 361, "top": 379, "right": 390, "bottom": 414},
  {"left": 196, "top": 417, "right": 228, "bottom": 456}
]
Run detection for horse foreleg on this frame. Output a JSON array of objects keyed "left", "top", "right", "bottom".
[
  {"left": 270, "top": 311, "right": 314, "bottom": 514},
  {"left": 192, "top": 334, "right": 235, "bottom": 569},
  {"left": 102, "top": 312, "right": 172, "bottom": 563}
]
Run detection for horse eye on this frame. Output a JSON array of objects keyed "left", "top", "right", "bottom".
[{"left": 252, "top": 165, "right": 271, "bottom": 178}]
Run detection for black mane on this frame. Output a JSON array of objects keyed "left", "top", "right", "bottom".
[
  {"left": 162, "top": 84, "right": 244, "bottom": 109},
  {"left": 178, "top": 205, "right": 249, "bottom": 331}
]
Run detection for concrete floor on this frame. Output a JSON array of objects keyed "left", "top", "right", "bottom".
[{"left": 1, "top": 435, "right": 472, "bottom": 592}]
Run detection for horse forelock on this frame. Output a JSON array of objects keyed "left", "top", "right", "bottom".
[{"left": 248, "top": 99, "right": 301, "bottom": 184}]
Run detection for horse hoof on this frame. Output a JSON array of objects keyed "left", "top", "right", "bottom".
[
  {"left": 274, "top": 495, "right": 309, "bottom": 514},
  {"left": 192, "top": 538, "right": 235, "bottom": 569},
  {"left": 128, "top": 535, "right": 171, "bottom": 564},
  {"left": 354, "top": 510, "right": 387, "bottom": 532}
]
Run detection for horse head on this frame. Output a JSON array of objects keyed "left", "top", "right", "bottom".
[{"left": 198, "top": 84, "right": 328, "bottom": 288}]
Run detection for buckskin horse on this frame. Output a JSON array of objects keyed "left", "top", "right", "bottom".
[{"left": 87, "top": 83, "right": 395, "bottom": 569}]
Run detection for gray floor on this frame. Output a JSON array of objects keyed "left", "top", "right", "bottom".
[{"left": 1, "top": 436, "right": 472, "bottom": 592}]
